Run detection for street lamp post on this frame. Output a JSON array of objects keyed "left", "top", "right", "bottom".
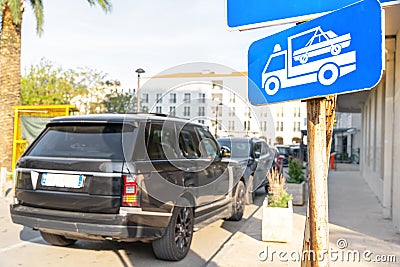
[
  {"left": 215, "top": 102, "right": 223, "bottom": 138},
  {"left": 135, "top": 68, "right": 145, "bottom": 113}
]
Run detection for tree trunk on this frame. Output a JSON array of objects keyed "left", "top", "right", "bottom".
[{"left": 0, "top": 6, "right": 22, "bottom": 170}]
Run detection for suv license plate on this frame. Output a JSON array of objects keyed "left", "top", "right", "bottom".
[{"left": 41, "top": 173, "right": 85, "bottom": 188}]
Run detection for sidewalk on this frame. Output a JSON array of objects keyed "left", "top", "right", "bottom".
[{"left": 208, "top": 164, "right": 400, "bottom": 266}]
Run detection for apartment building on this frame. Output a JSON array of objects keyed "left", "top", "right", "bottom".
[{"left": 139, "top": 69, "right": 306, "bottom": 145}]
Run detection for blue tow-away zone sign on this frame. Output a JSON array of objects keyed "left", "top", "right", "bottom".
[
  {"left": 248, "top": 0, "right": 383, "bottom": 105},
  {"left": 227, "top": 0, "right": 397, "bottom": 29}
]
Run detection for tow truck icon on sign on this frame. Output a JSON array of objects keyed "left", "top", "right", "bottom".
[{"left": 262, "top": 26, "right": 356, "bottom": 96}]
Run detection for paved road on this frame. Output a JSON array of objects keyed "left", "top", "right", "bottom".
[{"left": 0, "top": 191, "right": 265, "bottom": 267}]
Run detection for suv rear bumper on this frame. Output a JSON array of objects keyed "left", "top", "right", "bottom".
[{"left": 10, "top": 204, "right": 172, "bottom": 241}]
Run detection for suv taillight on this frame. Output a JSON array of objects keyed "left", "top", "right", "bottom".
[{"left": 122, "top": 174, "right": 139, "bottom": 207}]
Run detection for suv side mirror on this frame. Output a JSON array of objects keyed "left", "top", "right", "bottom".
[
  {"left": 220, "top": 146, "right": 231, "bottom": 158},
  {"left": 254, "top": 151, "right": 261, "bottom": 159}
]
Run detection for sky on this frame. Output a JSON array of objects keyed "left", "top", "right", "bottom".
[{"left": 21, "top": 0, "right": 292, "bottom": 89}]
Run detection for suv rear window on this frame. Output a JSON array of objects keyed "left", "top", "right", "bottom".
[{"left": 27, "top": 123, "right": 135, "bottom": 160}]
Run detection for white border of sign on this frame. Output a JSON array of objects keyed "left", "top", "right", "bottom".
[{"left": 225, "top": 0, "right": 400, "bottom": 31}]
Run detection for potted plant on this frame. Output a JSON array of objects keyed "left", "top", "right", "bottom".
[
  {"left": 286, "top": 158, "right": 306, "bottom": 206},
  {"left": 262, "top": 168, "right": 293, "bottom": 242}
]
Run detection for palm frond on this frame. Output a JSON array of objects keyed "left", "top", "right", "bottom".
[
  {"left": 29, "top": 0, "right": 44, "bottom": 36},
  {"left": 2, "top": 0, "right": 22, "bottom": 25},
  {"left": 87, "top": 0, "right": 112, "bottom": 13}
]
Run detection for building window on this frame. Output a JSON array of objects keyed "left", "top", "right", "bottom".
[
  {"left": 244, "top": 121, "right": 250, "bottom": 131},
  {"left": 198, "top": 120, "right": 205, "bottom": 124},
  {"left": 156, "top": 93, "right": 162, "bottom": 103},
  {"left": 184, "top": 93, "right": 191, "bottom": 103},
  {"left": 276, "top": 121, "right": 283, "bottom": 132},
  {"left": 245, "top": 107, "right": 251, "bottom": 118},
  {"left": 198, "top": 93, "right": 205, "bottom": 103},
  {"left": 214, "top": 106, "right": 222, "bottom": 117},
  {"left": 156, "top": 106, "right": 162, "bottom": 113},
  {"left": 184, "top": 107, "right": 190, "bottom": 117},
  {"left": 198, "top": 106, "right": 205, "bottom": 116},
  {"left": 228, "top": 121, "right": 235, "bottom": 131},
  {"left": 294, "top": 107, "right": 301, "bottom": 117},
  {"left": 142, "top": 93, "right": 149, "bottom": 104},
  {"left": 229, "top": 107, "right": 235, "bottom": 117},
  {"left": 169, "top": 106, "right": 176, "bottom": 116},
  {"left": 277, "top": 107, "right": 284, "bottom": 117},
  {"left": 170, "top": 93, "right": 176, "bottom": 103},
  {"left": 262, "top": 121, "right": 267, "bottom": 131},
  {"left": 293, "top": 122, "right": 300, "bottom": 132},
  {"left": 229, "top": 93, "right": 235, "bottom": 103}
]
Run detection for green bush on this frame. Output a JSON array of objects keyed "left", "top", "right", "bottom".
[
  {"left": 268, "top": 190, "right": 293, "bottom": 208},
  {"left": 287, "top": 158, "right": 305, "bottom": 184}
]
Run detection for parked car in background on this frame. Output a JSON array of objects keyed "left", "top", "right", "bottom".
[
  {"left": 289, "top": 145, "right": 301, "bottom": 160},
  {"left": 276, "top": 145, "right": 291, "bottom": 166},
  {"left": 270, "top": 146, "right": 283, "bottom": 173},
  {"left": 10, "top": 114, "right": 245, "bottom": 261},
  {"left": 217, "top": 137, "right": 274, "bottom": 204}
]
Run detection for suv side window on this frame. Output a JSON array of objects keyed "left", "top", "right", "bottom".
[
  {"left": 146, "top": 122, "right": 179, "bottom": 160},
  {"left": 261, "top": 142, "right": 270, "bottom": 156},
  {"left": 253, "top": 142, "right": 262, "bottom": 157},
  {"left": 195, "top": 127, "right": 219, "bottom": 159},
  {"left": 178, "top": 125, "right": 200, "bottom": 159}
]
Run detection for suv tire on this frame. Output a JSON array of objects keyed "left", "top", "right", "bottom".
[
  {"left": 226, "top": 181, "right": 245, "bottom": 221},
  {"left": 40, "top": 231, "right": 76, "bottom": 246},
  {"left": 152, "top": 198, "right": 194, "bottom": 261}
]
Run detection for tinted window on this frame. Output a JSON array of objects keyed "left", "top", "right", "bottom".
[
  {"left": 218, "top": 140, "right": 251, "bottom": 158},
  {"left": 178, "top": 126, "right": 200, "bottom": 159},
  {"left": 195, "top": 127, "right": 219, "bottom": 159},
  {"left": 253, "top": 142, "right": 261, "bottom": 155},
  {"left": 146, "top": 123, "right": 179, "bottom": 160},
  {"left": 28, "top": 124, "right": 135, "bottom": 160}
]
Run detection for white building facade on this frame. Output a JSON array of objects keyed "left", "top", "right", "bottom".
[
  {"left": 335, "top": 4, "right": 400, "bottom": 232},
  {"left": 139, "top": 69, "right": 307, "bottom": 145}
]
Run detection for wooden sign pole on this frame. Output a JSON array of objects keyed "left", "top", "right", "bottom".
[{"left": 301, "top": 95, "right": 336, "bottom": 267}]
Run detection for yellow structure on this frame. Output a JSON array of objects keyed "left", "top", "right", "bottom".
[{"left": 12, "top": 105, "right": 77, "bottom": 171}]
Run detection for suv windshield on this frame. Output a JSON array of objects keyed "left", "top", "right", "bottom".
[
  {"left": 27, "top": 123, "right": 136, "bottom": 160},
  {"left": 277, "top": 146, "right": 290, "bottom": 155}
]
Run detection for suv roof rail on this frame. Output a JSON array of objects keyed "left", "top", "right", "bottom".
[{"left": 125, "top": 112, "right": 185, "bottom": 120}]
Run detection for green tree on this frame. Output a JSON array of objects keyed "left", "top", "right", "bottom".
[
  {"left": 21, "top": 59, "right": 119, "bottom": 114},
  {"left": 0, "top": 0, "right": 111, "bottom": 169},
  {"left": 102, "top": 88, "right": 137, "bottom": 114},
  {"left": 287, "top": 158, "right": 305, "bottom": 184},
  {"left": 21, "top": 59, "right": 86, "bottom": 105},
  {"left": 70, "top": 67, "right": 110, "bottom": 114}
]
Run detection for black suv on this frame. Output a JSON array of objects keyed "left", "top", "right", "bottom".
[
  {"left": 10, "top": 114, "right": 245, "bottom": 261},
  {"left": 217, "top": 137, "right": 274, "bottom": 204}
]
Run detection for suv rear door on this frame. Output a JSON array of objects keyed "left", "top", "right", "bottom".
[{"left": 15, "top": 122, "right": 136, "bottom": 214}]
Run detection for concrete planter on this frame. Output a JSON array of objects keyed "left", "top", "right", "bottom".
[
  {"left": 286, "top": 181, "right": 306, "bottom": 206},
  {"left": 262, "top": 199, "right": 293, "bottom": 242}
]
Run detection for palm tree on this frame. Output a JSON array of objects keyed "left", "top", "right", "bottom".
[{"left": 0, "top": 0, "right": 111, "bottom": 170}]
